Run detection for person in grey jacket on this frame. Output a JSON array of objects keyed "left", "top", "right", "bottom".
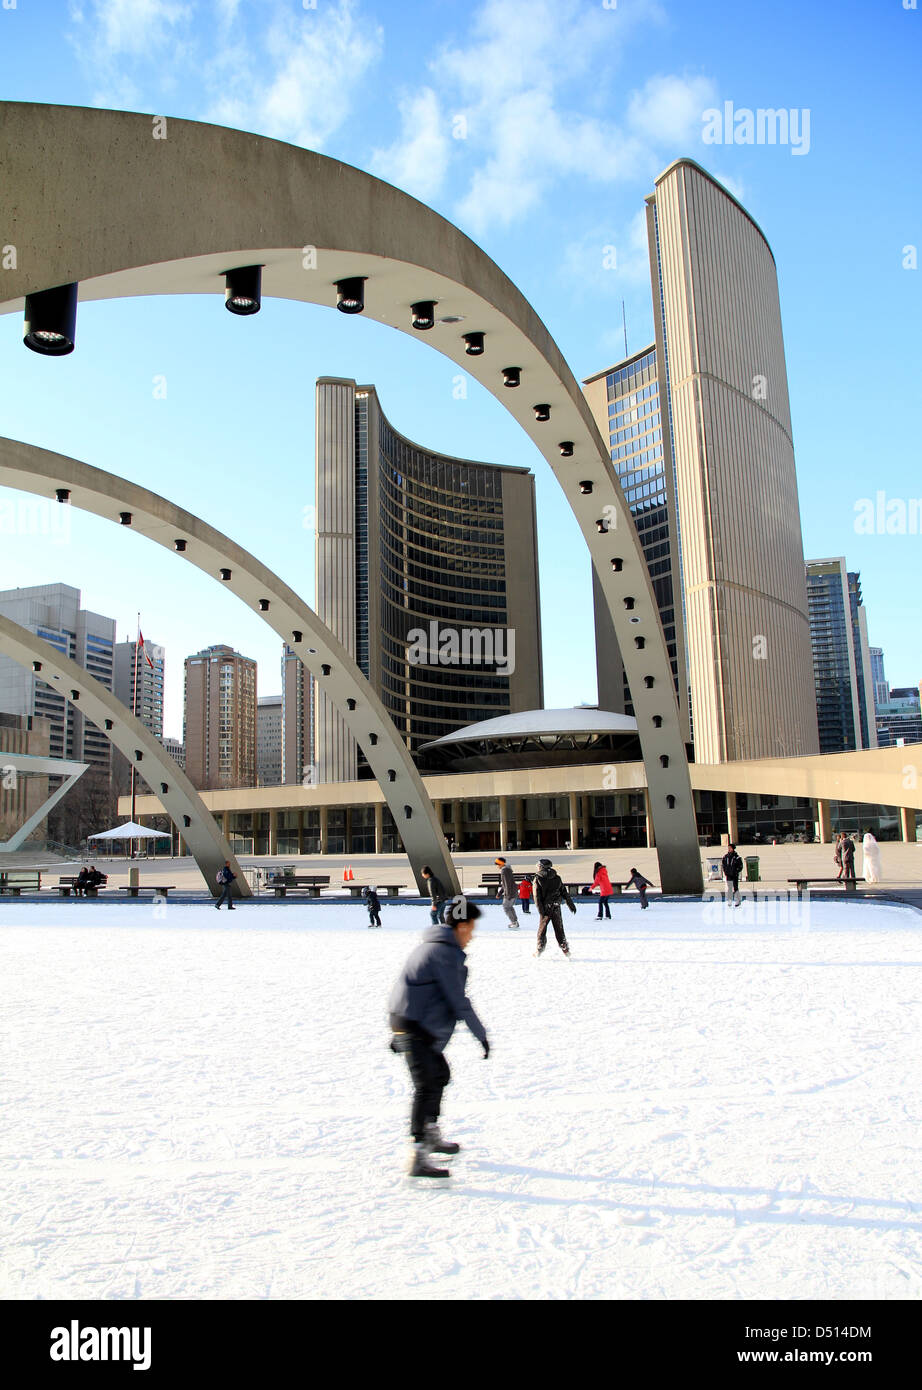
[
  {"left": 494, "top": 856, "right": 520, "bottom": 929},
  {"left": 388, "top": 896, "right": 489, "bottom": 1177}
]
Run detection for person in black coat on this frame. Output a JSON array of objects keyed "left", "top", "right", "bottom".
[
  {"left": 215, "top": 861, "right": 236, "bottom": 910},
  {"left": 721, "top": 844, "right": 743, "bottom": 906},
  {"left": 421, "top": 865, "right": 448, "bottom": 925},
  {"left": 841, "top": 835, "right": 856, "bottom": 881},
  {"left": 533, "top": 858, "right": 576, "bottom": 958},
  {"left": 363, "top": 886, "right": 382, "bottom": 928},
  {"left": 627, "top": 867, "right": 654, "bottom": 909},
  {"left": 75, "top": 866, "right": 91, "bottom": 897}
]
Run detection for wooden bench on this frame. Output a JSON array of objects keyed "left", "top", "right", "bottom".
[
  {"left": 379, "top": 885, "right": 407, "bottom": 897},
  {"left": 117, "top": 885, "right": 176, "bottom": 897},
  {"left": 788, "top": 877, "right": 859, "bottom": 899},
  {"left": 56, "top": 874, "right": 109, "bottom": 897},
  {"left": 268, "top": 874, "right": 331, "bottom": 898},
  {"left": 0, "top": 871, "right": 42, "bottom": 895}
]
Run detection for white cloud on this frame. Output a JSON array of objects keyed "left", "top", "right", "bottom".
[
  {"left": 626, "top": 73, "right": 717, "bottom": 147},
  {"left": 561, "top": 210, "right": 652, "bottom": 299},
  {"left": 371, "top": 89, "right": 451, "bottom": 202},
  {"left": 70, "top": 0, "right": 192, "bottom": 61},
  {"left": 711, "top": 170, "right": 746, "bottom": 202}
]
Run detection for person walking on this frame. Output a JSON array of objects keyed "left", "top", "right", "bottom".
[
  {"left": 388, "top": 895, "right": 489, "bottom": 1178},
  {"left": 362, "top": 885, "right": 382, "bottom": 927},
  {"left": 589, "top": 861, "right": 613, "bottom": 920},
  {"left": 420, "top": 866, "right": 448, "bottom": 925},
  {"left": 627, "top": 867, "right": 654, "bottom": 909},
  {"left": 834, "top": 832, "right": 844, "bottom": 881},
  {"left": 721, "top": 844, "right": 743, "bottom": 907},
  {"left": 841, "top": 834, "right": 856, "bottom": 882},
  {"left": 517, "top": 875, "right": 533, "bottom": 915},
  {"left": 862, "top": 829, "right": 882, "bottom": 884},
  {"left": 215, "top": 860, "right": 236, "bottom": 910},
  {"left": 533, "top": 858, "right": 576, "bottom": 958},
  {"left": 494, "top": 856, "right": 520, "bottom": 929}
]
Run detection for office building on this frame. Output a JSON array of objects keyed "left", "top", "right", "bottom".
[
  {"left": 0, "top": 711, "right": 52, "bottom": 844},
  {"left": 584, "top": 159, "right": 818, "bottom": 764},
  {"left": 282, "top": 644, "right": 313, "bottom": 786},
  {"left": 162, "top": 736, "right": 185, "bottom": 770},
  {"left": 314, "top": 378, "right": 543, "bottom": 781},
  {"left": 806, "top": 559, "right": 877, "bottom": 754},
  {"left": 0, "top": 583, "right": 115, "bottom": 769},
  {"left": 257, "top": 694, "right": 283, "bottom": 786},
  {"left": 113, "top": 636, "right": 165, "bottom": 740},
  {"left": 876, "top": 687, "right": 922, "bottom": 748},
  {"left": 183, "top": 644, "right": 257, "bottom": 790},
  {"left": 869, "top": 647, "right": 889, "bottom": 712}
]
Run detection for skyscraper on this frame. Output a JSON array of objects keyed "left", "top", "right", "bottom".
[
  {"left": 113, "top": 636, "right": 164, "bottom": 740},
  {"left": 257, "top": 694, "right": 282, "bottom": 786},
  {"left": 584, "top": 158, "right": 818, "bottom": 764},
  {"left": 314, "top": 378, "right": 543, "bottom": 782},
  {"left": 183, "top": 644, "right": 257, "bottom": 790},
  {"left": 0, "top": 582, "right": 115, "bottom": 770},
  {"left": 806, "top": 558, "right": 877, "bottom": 754},
  {"left": 282, "top": 643, "right": 313, "bottom": 786}
]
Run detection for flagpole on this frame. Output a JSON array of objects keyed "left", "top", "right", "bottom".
[{"left": 130, "top": 612, "right": 140, "bottom": 855}]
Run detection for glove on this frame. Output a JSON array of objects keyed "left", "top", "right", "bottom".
[
  {"left": 482, "top": 1039, "right": 490, "bottom": 1060},
  {"left": 568, "top": 902, "right": 577, "bottom": 914}
]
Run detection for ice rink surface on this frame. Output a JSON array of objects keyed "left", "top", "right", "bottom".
[{"left": 2, "top": 897, "right": 921, "bottom": 1301}]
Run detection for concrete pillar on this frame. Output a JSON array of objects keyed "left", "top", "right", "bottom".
[
  {"left": 644, "top": 787, "right": 655, "bottom": 848},
  {"left": 726, "top": 794, "right": 739, "bottom": 845},
  {"left": 498, "top": 795, "right": 508, "bottom": 852},
  {"left": 453, "top": 799, "right": 463, "bottom": 848},
  {"left": 319, "top": 805, "right": 328, "bottom": 854},
  {"left": 374, "top": 802, "right": 383, "bottom": 853},
  {"left": 568, "top": 791, "right": 579, "bottom": 850},
  {"left": 580, "top": 793, "right": 590, "bottom": 844},
  {"left": 297, "top": 808, "right": 304, "bottom": 854},
  {"left": 515, "top": 796, "right": 525, "bottom": 849},
  {"left": 817, "top": 799, "right": 832, "bottom": 845},
  {"left": 900, "top": 807, "right": 917, "bottom": 843},
  {"left": 268, "top": 808, "right": 277, "bottom": 856}
]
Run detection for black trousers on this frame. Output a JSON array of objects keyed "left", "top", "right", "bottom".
[
  {"left": 390, "top": 1016, "right": 450, "bottom": 1141},
  {"left": 596, "top": 895, "right": 611, "bottom": 919},
  {"left": 536, "top": 905, "right": 569, "bottom": 953},
  {"left": 367, "top": 907, "right": 381, "bottom": 926},
  {"left": 215, "top": 882, "right": 235, "bottom": 908}
]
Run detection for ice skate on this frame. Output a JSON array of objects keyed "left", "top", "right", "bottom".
[
  {"left": 425, "top": 1122, "right": 460, "bottom": 1155},
  {"left": 407, "top": 1141, "right": 449, "bottom": 1178}
]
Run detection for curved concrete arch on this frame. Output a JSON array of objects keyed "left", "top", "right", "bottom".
[
  {"left": 0, "top": 614, "right": 252, "bottom": 896},
  {"left": 0, "top": 101, "right": 703, "bottom": 892},
  {"left": 0, "top": 436, "right": 458, "bottom": 894}
]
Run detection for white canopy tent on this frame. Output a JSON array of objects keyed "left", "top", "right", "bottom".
[{"left": 88, "top": 822, "right": 172, "bottom": 859}]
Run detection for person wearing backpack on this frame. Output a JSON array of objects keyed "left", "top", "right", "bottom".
[
  {"left": 215, "top": 861, "right": 236, "bottom": 910},
  {"left": 721, "top": 844, "right": 743, "bottom": 907}
]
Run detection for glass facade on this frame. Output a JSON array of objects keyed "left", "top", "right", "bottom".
[{"left": 806, "top": 562, "right": 860, "bottom": 753}]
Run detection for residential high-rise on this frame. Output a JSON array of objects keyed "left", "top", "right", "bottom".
[
  {"left": 314, "top": 378, "right": 543, "bottom": 782},
  {"left": 0, "top": 583, "right": 115, "bottom": 769},
  {"left": 282, "top": 643, "right": 313, "bottom": 785},
  {"left": 113, "top": 636, "right": 165, "bottom": 740},
  {"left": 584, "top": 159, "right": 818, "bottom": 763},
  {"left": 257, "top": 694, "right": 282, "bottom": 786},
  {"left": 806, "top": 559, "right": 877, "bottom": 754},
  {"left": 162, "top": 736, "right": 185, "bottom": 770},
  {"left": 183, "top": 644, "right": 257, "bottom": 790},
  {"left": 869, "top": 647, "right": 889, "bottom": 713}
]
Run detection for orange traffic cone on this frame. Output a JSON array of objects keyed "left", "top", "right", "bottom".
[{"left": 343, "top": 865, "right": 355, "bottom": 882}]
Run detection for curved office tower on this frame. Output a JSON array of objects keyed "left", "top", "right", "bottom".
[
  {"left": 643, "top": 159, "right": 819, "bottom": 762},
  {"left": 315, "top": 379, "right": 543, "bottom": 782}
]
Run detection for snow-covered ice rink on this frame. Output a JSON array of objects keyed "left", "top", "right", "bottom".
[{"left": 2, "top": 897, "right": 921, "bottom": 1301}]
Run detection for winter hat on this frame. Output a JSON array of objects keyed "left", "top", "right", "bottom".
[
  {"left": 495, "top": 856, "right": 506, "bottom": 865},
  {"left": 538, "top": 858, "right": 553, "bottom": 870}
]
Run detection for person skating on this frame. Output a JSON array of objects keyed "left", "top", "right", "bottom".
[
  {"left": 494, "top": 856, "right": 520, "bottom": 929},
  {"left": 518, "top": 875, "right": 533, "bottom": 914},
  {"left": 421, "top": 865, "right": 448, "bottom": 925},
  {"left": 627, "top": 867, "right": 654, "bottom": 909},
  {"left": 841, "top": 834, "right": 856, "bottom": 882},
  {"left": 721, "top": 844, "right": 743, "bottom": 907},
  {"left": 388, "top": 895, "right": 489, "bottom": 1178},
  {"left": 215, "top": 861, "right": 236, "bottom": 909},
  {"left": 590, "top": 861, "right": 613, "bottom": 919},
  {"left": 533, "top": 858, "right": 576, "bottom": 957},
  {"left": 362, "top": 885, "right": 382, "bottom": 927}
]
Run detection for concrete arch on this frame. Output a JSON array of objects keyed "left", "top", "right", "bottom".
[
  {"left": 0, "top": 436, "right": 458, "bottom": 894},
  {"left": 0, "top": 613, "right": 252, "bottom": 896},
  {"left": 0, "top": 101, "right": 703, "bottom": 892}
]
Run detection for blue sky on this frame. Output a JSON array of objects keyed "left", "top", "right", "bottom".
[{"left": 0, "top": 0, "right": 919, "bottom": 738}]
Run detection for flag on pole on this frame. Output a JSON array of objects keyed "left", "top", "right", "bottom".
[{"left": 138, "top": 630, "right": 154, "bottom": 669}]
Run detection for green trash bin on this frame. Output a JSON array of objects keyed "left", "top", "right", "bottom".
[{"left": 745, "top": 855, "right": 760, "bottom": 882}]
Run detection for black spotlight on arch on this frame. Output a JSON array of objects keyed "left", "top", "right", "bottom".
[
  {"left": 462, "top": 331, "right": 485, "bottom": 355},
  {"left": 410, "top": 300, "right": 437, "bottom": 330},
  {"left": 223, "top": 265, "right": 262, "bottom": 316},
  {"left": 23, "top": 282, "right": 78, "bottom": 356},
  {"left": 533, "top": 404, "right": 551, "bottom": 422},
  {"left": 335, "top": 277, "right": 367, "bottom": 314},
  {"left": 501, "top": 366, "right": 521, "bottom": 388}
]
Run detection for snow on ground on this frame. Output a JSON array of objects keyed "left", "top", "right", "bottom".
[{"left": 2, "top": 896, "right": 922, "bottom": 1301}]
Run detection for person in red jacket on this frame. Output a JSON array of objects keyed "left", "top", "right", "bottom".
[
  {"left": 590, "top": 861, "right": 613, "bottom": 919},
  {"left": 517, "top": 875, "right": 534, "bottom": 915}
]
